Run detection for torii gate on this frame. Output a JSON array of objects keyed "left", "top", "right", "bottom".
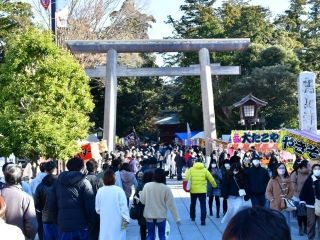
[{"left": 66, "top": 39, "right": 250, "bottom": 156}]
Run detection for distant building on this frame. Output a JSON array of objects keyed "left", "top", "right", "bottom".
[{"left": 155, "top": 111, "right": 180, "bottom": 144}]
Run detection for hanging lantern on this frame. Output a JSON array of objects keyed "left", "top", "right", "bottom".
[{"left": 40, "top": 0, "right": 51, "bottom": 10}]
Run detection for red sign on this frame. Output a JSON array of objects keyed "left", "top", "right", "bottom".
[
  {"left": 77, "top": 144, "right": 92, "bottom": 161},
  {"left": 40, "top": 0, "right": 50, "bottom": 10}
]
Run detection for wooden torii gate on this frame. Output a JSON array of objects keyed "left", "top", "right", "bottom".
[{"left": 66, "top": 39, "right": 250, "bottom": 155}]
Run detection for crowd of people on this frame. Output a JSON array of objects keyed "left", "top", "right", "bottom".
[{"left": 0, "top": 143, "right": 318, "bottom": 240}]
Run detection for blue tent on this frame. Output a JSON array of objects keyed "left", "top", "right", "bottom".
[{"left": 175, "top": 131, "right": 200, "bottom": 140}]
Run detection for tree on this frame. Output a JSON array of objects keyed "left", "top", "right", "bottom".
[
  {"left": 0, "top": 1, "right": 33, "bottom": 38},
  {"left": 218, "top": 1, "right": 273, "bottom": 44},
  {"left": 0, "top": 27, "right": 94, "bottom": 160},
  {"left": 226, "top": 66, "right": 299, "bottom": 129}
]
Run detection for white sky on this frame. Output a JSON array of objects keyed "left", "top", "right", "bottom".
[{"left": 143, "top": 0, "right": 290, "bottom": 39}]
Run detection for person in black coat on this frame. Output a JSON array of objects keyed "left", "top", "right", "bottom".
[
  {"left": 85, "top": 159, "right": 103, "bottom": 240},
  {"left": 55, "top": 157, "right": 97, "bottom": 240},
  {"left": 245, "top": 158, "right": 270, "bottom": 207},
  {"left": 221, "top": 162, "right": 248, "bottom": 199},
  {"left": 175, "top": 150, "right": 185, "bottom": 181},
  {"left": 133, "top": 171, "right": 154, "bottom": 240},
  {"left": 34, "top": 161, "right": 58, "bottom": 240},
  {"left": 300, "top": 164, "right": 320, "bottom": 240},
  {"left": 86, "top": 159, "right": 103, "bottom": 195}
]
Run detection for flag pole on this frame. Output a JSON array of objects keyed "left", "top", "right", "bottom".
[{"left": 51, "top": 0, "right": 56, "bottom": 42}]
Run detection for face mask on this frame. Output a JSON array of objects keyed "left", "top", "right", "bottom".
[
  {"left": 224, "top": 164, "right": 231, "bottom": 170},
  {"left": 313, "top": 169, "right": 320, "bottom": 177},
  {"left": 252, "top": 160, "right": 260, "bottom": 167},
  {"left": 211, "top": 164, "right": 217, "bottom": 168},
  {"left": 277, "top": 169, "right": 285, "bottom": 175},
  {"left": 233, "top": 170, "right": 239, "bottom": 175}
]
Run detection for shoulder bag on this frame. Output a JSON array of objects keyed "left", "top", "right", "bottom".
[
  {"left": 277, "top": 179, "right": 296, "bottom": 211},
  {"left": 312, "top": 181, "right": 320, "bottom": 216}
]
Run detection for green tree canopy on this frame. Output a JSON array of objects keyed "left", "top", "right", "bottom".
[{"left": 0, "top": 27, "right": 94, "bottom": 160}]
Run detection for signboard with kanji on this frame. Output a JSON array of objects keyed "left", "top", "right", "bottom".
[
  {"left": 298, "top": 72, "right": 317, "bottom": 134},
  {"left": 76, "top": 144, "right": 92, "bottom": 160},
  {"left": 231, "top": 130, "right": 281, "bottom": 144},
  {"left": 279, "top": 130, "right": 320, "bottom": 160}
]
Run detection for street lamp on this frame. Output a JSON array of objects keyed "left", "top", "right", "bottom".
[
  {"left": 96, "top": 127, "right": 103, "bottom": 141},
  {"left": 232, "top": 94, "right": 268, "bottom": 130}
]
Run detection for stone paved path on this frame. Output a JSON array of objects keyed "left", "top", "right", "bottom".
[{"left": 127, "top": 179, "right": 307, "bottom": 240}]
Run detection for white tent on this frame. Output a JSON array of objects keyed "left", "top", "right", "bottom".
[{"left": 191, "top": 131, "right": 205, "bottom": 139}]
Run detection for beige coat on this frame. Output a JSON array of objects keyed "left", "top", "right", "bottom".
[
  {"left": 290, "top": 169, "right": 310, "bottom": 198},
  {"left": 266, "top": 176, "right": 294, "bottom": 211}
]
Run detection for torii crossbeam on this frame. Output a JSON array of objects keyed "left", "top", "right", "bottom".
[{"left": 66, "top": 39, "right": 250, "bottom": 155}]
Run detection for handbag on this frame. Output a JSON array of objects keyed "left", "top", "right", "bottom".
[
  {"left": 277, "top": 180, "right": 296, "bottom": 211},
  {"left": 312, "top": 181, "right": 320, "bottom": 216},
  {"left": 183, "top": 169, "right": 192, "bottom": 192},
  {"left": 296, "top": 202, "right": 307, "bottom": 217},
  {"left": 183, "top": 177, "right": 191, "bottom": 192},
  {"left": 281, "top": 198, "right": 297, "bottom": 211},
  {"left": 233, "top": 176, "right": 246, "bottom": 197},
  {"left": 129, "top": 195, "right": 144, "bottom": 220}
]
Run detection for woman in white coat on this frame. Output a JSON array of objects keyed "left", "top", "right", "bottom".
[{"left": 96, "top": 169, "right": 130, "bottom": 240}]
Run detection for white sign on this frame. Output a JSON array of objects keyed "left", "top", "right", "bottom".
[{"left": 298, "top": 71, "right": 317, "bottom": 133}]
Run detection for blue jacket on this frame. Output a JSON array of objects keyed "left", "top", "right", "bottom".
[{"left": 55, "top": 171, "right": 96, "bottom": 232}]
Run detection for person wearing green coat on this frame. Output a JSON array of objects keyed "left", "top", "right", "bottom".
[{"left": 185, "top": 158, "right": 217, "bottom": 225}]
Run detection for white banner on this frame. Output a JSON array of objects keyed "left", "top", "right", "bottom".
[{"left": 56, "top": 0, "right": 69, "bottom": 28}]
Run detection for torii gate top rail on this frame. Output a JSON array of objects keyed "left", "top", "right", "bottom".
[
  {"left": 66, "top": 39, "right": 250, "bottom": 53},
  {"left": 65, "top": 38, "right": 250, "bottom": 155}
]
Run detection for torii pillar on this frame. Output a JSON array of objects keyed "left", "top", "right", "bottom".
[{"left": 66, "top": 39, "right": 250, "bottom": 154}]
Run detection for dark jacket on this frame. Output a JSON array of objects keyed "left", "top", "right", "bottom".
[
  {"left": 34, "top": 174, "right": 58, "bottom": 223},
  {"left": 174, "top": 155, "right": 185, "bottom": 168},
  {"left": 55, "top": 171, "right": 96, "bottom": 232},
  {"left": 300, "top": 174, "right": 320, "bottom": 206},
  {"left": 245, "top": 166, "right": 270, "bottom": 196},
  {"left": 222, "top": 172, "right": 247, "bottom": 198},
  {"left": 86, "top": 172, "right": 103, "bottom": 195}
]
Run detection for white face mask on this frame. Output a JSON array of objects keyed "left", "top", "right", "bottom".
[
  {"left": 211, "top": 164, "right": 217, "bottom": 168},
  {"left": 224, "top": 164, "right": 231, "bottom": 170},
  {"left": 252, "top": 160, "right": 260, "bottom": 167},
  {"left": 233, "top": 170, "right": 239, "bottom": 175},
  {"left": 313, "top": 169, "right": 320, "bottom": 177},
  {"left": 277, "top": 169, "right": 285, "bottom": 175}
]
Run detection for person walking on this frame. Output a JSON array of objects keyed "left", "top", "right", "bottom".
[
  {"left": 291, "top": 159, "right": 310, "bottom": 236},
  {"left": 0, "top": 164, "right": 38, "bottom": 240},
  {"left": 185, "top": 158, "right": 217, "bottom": 225},
  {"left": 221, "top": 160, "right": 231, "bottom": 216},
  {"left": 299, "top": 163, "right": 320, "bottom": 240},
  {"left": 55, "top": 157, "right": 97, "bottom": 240},
  {"left": 0, "top": 196, "right": 25, "bottom": 240},
  {"left": 221, "top": 162, "right": 249, "bottom": 224},
  {"left": 120, "top": 162, "right": 138, "bottom": 206},
  {"left": 86, "top": 159, "right": 104, "bottom": 195},
  {"left": 34, "top": 161, "right": 58, "bottom": 240},
  {"left": 207, "top": 159, "right": 222, "bottom": 218},
  {"left": 133, "top": 171, "right": 154, "bottom": 240},
  {"left": 140, "top": 168, "right": 180, "bottom": 240},
  {"left": 245, "top": 158, "right": 270, "bottom": 207},
  {"left": 175, "top": 150, "right": 185, "bottom": 181},
  {"left": 96, "top": 169, "right": 130, "bottom": 240},
  {"left": 266, "top": 163, "right": 294, "bottom": 226}
]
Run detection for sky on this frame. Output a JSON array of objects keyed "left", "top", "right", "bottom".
[{"left": 143, "top": 0, "right": 291, "bottom": 39}]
